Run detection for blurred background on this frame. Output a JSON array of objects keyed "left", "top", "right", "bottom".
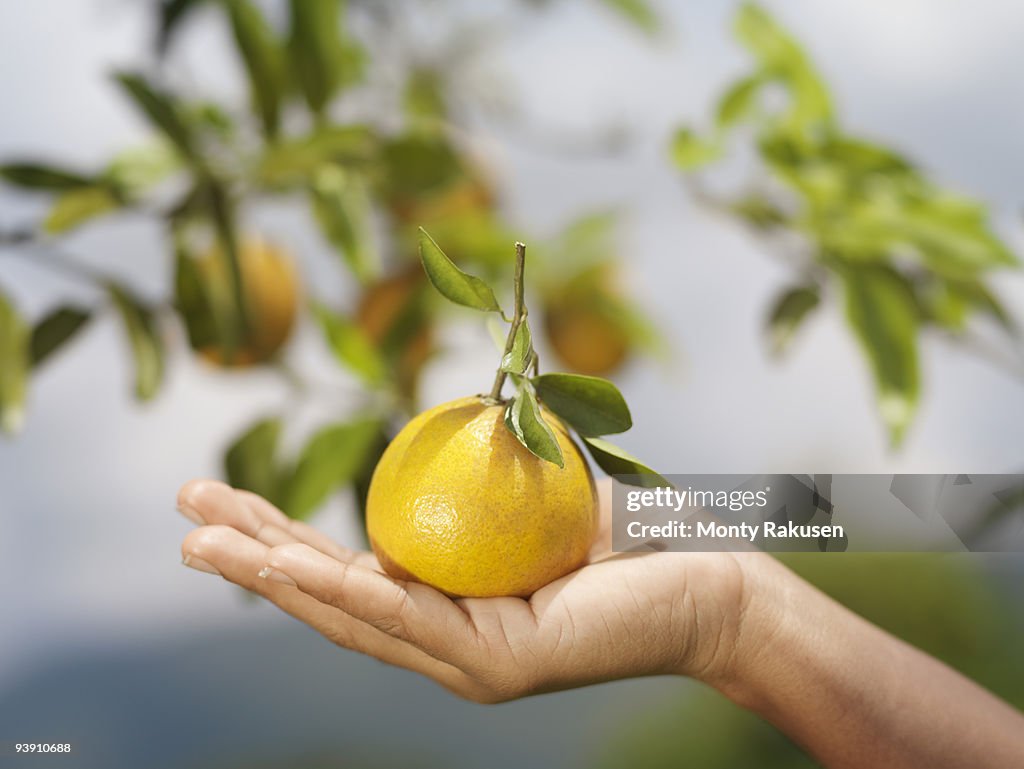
[{"left": 1, "top": 1, "right": 1023, "bottom": 767}]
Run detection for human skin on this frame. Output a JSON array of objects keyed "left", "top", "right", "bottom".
[{"left": 178, "top": 478, "right": 1024, "bottom": 768}]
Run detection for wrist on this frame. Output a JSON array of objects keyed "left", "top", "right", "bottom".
[
  {"left": 665, "top": 551, "right": 782, "bottom": 690},
  {"left": 689, "top": 553, "right": 816, "bottom": 708},
  {"left": 704, "top": 554, "right": 870, "bottom": 719}
]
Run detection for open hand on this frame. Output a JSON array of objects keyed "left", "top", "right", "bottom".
[{"left": 178, "top": 479, "right": 760, "bottom": 702}]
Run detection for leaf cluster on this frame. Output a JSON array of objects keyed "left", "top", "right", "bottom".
[
  {"left": 419, "top": 229, "right": 668, "bottom": 486},
  {"left": 0, "top": 0, "right": 668, "bottom": 523},
  {"left": 671, "top": 3, "right": 1019, "bottom": 445},
  {"left": 224, "top": 416, "right": 385, "bottom": 522}
]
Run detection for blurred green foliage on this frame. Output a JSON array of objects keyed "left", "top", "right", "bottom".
[
  {"left": 672, "top": 3, "right": 1020, "bottom": 445},
  {"left": 1, "top": 0, "right": 1020, "bottom": 515},
  {"left": 0, "top": 0, "right": 660, "bottom": 523}
]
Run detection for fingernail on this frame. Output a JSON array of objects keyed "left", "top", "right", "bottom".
[
  {"left": 182, "top": 554, "right": 220, "bottom": 575},
  {"left": 258, "top": 566, "right": 296, "bottom": 586},
  {"left": 177, "top": 503, "right": 206, "bottom": 526}
]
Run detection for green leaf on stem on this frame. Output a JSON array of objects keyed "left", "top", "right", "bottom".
[
  {"left": 227, "top": 0, "right": 287, "bottom": 139},
  {"left": 915, "top": 275, "right": 1016, "bottom": 336},
  {"left": 418, "top": 228, "right": 502, "bottom": 313},
  {"left": 951, "top": 281, "right": 1016, "bottom": 334},
  {"left": 157, "top": 0, "right": 210, "bottom": 55},
  {"left": 403, "top": 67, "right": 448, "bottom": 122},
  {"left": 840, "top": 264, "right": 920, "bottom": 445},
  {"left": 282, "top": 419, "right": 382, "bottom": 520},
  {"left": 716, "top": 74, "right": 764, "bottom": 129},
  {"left": 819, "top": 136, "right": 914, "bottom": 179},
  {"left": 203, "top": 180, "right": 247, "bottom": 362},
  {"left": 287, "top": 0, "right": 363, "bottom": 115},
  {"left": 185, "top": 102, "right": 237, "bottom": 141},
  {"left": 766, "top": 284, "right": 820, "bottom": 355},
  {"left": 44, "top": 187, "right": 121, "bottom": 234},
  {"left": 816, "top": 197, "right": 1016, "bottom": 279},
  {"left": 729, "top": 194, "right": 789, "bottom": 230},
  {"left": 901, "top": 201, "right": 1017, "bottom": 276},
  {"left": 532, "top": 372, "right": 632, "bottom": 436},
  {"left": 312, "top": 165, "right": 377, "bottom": 282},
  {"left": 113, "top": 72, "right": 198, "bottom": 160},
  {"left": 380, "top": 135, "right": 464, "bottom": 200},
  {"left": 500, "top": 320, "right": 533, "bottom": 375},
  {"left": 0, "top": 290, "right": 30, "bottom": 434},
  {"left": 671, "top": 128, "right": 723, "bottom": 171},
  {"left": 256, "top": 125, "right": 377, "bottom": 188},
  {"left": 109, "top": 284, "right": 165, "bottom": 401},
  {"left": 581, "top": 437, "right": 670, "bottom": 488},
  {"left": 313, "top": 303, "right": 386, "bottom": 385},
  {"left": 504, "top": 385, "right": 564, "bottom": 468},
  {"left": 734, "top": 3, "right": 832, "bottom": 130},
  {"left": 173, "top": 241, "right": 221, "bottom": 351},
  {"left": 105, "top": 141, "right": 180, "bottom": 194},
  {"left": 0, "top": 163, "right": 94, "bottom": 190},
  {"left": 225, "top": 417, "right": 285, "bottom": 506},
  {"left": 30, "top": 307, "right": 91, "bottom": 367}
]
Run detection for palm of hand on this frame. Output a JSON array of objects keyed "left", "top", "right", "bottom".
[{"left": 179, "top": 479, "right": 747, "bottom": 702}]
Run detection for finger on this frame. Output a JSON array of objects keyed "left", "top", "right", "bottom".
[
  {"left": 236, "top": 489, "right": 380, "bottom": 569},
  {"left": 178, "top": 480, "right": 379, "bottom": 570},
  {"left": 265, "top": 543, "right": 488, "bottom": 674},
  {"left": 180, "top": 483, "right": 308, "bottom": 548},
  {"left": 181, "top": 525, "right": 472, "bottom": 691},
  {"left": 178, "top": 479, "right": 264, "bottom": 533}
]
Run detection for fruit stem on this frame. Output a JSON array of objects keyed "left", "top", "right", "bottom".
[{"left": 488, "top": 241, "right": 527, "bottom": 401}]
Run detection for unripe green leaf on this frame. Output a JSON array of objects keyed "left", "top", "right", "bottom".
[
  {"left": 44, "top": 186, "right": 120, "bottom": 234},
  {"left": 500, "top": 320, "right": 533, "bottom": 375},
  {"left": 533, "top": 373, "right": 632, "bottom": 436},
  {"left": 505, "top": 386, "right": 564, "bottom": 468},
  {"left": 581, "top": 437, "right": 670, "bottom": 488},
  {"left": 225, "top": 417, "right": 285, "bottom": 506},
  {"left": 227, "top": 0, "right": 286, "bottom": 139},
  {"left": 0, "top": 163, "right": 94, "bottom": 190},
  {"left": 109, "top": 284, "right": 165, "bottom": 401},
  {"left": 0, "top": 290, "right": 30, "bottom": 434},
  {"left": 312, "top": 165, "right": 377, "bottom": 283},
  {"left": 113, "top": 72, "right": 199, "bottom": 161},
  {"left": 283, "top": 419, "right": 384, "bottom": 519},
  {"left": 418, "top": 228, "right": 502, "bottom": 313},
  {"left": 766, "top": 284, "right": 820, "bottom": 356},
  {"left": 671, "top": 128, "right": 723, "bottom": 171},
  {"left": 30, "top": 307, "right": 92, "bottom": 367},
  {"left": 840, "top": 264, "right": 920, "bottom": 446},
  {"left": 313, "top": 303, "right": 387, "bottom": 385}
]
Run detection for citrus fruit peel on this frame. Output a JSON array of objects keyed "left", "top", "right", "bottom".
[{"left": 364, "top": 229, "right": 669, "bottom": 597}]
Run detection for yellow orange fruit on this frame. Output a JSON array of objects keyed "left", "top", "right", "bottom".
[
  {"left": 545, "top": 302, "right": 630, "bottom": 376},
  {"left": 196, "top": 237, "right": 299, "bottom": 367},
  {"left": 366, "top": 396, "right": 598, "bottom": 597}
]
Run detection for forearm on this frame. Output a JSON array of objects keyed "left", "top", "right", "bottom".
[{"left": 711, "top": 555, "right": 1024, "bottom": 769}]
